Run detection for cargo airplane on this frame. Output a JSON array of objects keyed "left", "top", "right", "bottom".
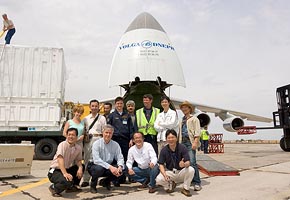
[{"left": 105, "top": 12, "right": 272, "bottom": 132}]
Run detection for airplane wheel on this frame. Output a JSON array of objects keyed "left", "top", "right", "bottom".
[{"left": 280, "top": 137, "right": 290, "bottom": 152}]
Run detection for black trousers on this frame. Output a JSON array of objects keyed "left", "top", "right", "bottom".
[
  {"left": 87, "top": 162, "right": 126, "bottom": 188},
  {"left": 47, "top": 165, "right": 84, "bottom": 194},
  {"left": 144, "top": 134, "right": 158, "bottom": 155},
  {"left": 112, "top": 136, "right": 130, "bottom": 162}
]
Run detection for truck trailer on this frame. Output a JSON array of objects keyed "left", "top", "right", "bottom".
[{"left": 0, "top": 44, "right": 66, "bottom": 160}]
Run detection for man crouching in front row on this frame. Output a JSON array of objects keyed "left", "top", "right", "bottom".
[
  {"left": 156, "top": 129, "right": 195, "bottom": 197},
  {"left": 48, "top": 127, "right": 84, "bottom": 197},
  {"left": 87, "top": 124, "right": 125, "bottom": 193}
]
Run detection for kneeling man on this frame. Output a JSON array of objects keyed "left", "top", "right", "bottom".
[
  {"left": 156, "top": 129, "right": 195, "bottom": 197},
  {"left": 88, "top": 124, "right": 125, "bottom": 193},
  {"left": 126, "top": 132, "right": 160, "bottom": 193},
  {"left": 48, "top": 127, "right": 84, "bottom": 197}
]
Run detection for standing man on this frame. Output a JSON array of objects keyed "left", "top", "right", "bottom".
[
  {"left": 200, "top": 126, "right": 209, "bottom": 154},
  {"left": 88, "top": 125, "right": 125, "bottom": 193},
  {"left": 48, "top": 128, "right": 84, "bottom": 197},
  {"left": 2, "top": 14, "right": 15, "bottom": 44},
  {"left": 156, "top": 129, "right": 195, "bottom": 197},
  {"left": 81, "top": 99, "right": 107, "bottom": 187},
  {"left": 107, "top": 97, "right": 134, "bottom": 184},
  {"left": 103, "top": 102, "right": 112, "bottom": 119},
  {"left": 126, "top": 100, "right": 137, "bottom": 133},
  {"left": 107, "top": 97, "right": 134, "bottom": 161},
  {"left": 126, "top": 132, "right": 160, "bottom": 193},
  {"left": 179, "top": 101, "right": 202, "bottom": 191},
  {"left": 136, "top": 94, "right": 160, "bottom": 155}
]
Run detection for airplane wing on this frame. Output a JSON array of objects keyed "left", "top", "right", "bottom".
[{"left": 171, "top": 97, "right": 273, "bottom": 123}]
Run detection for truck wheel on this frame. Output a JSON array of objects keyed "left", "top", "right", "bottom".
[
  {"left": 35, "top": 138, "right": 57, "bottom": 160},
  {"left": 280, "top": 137, "right": 290, "bottom": 152}
]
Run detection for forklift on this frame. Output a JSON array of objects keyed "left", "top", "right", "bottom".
[
  {"left": 273, "top": 84, "right": 290, "bottom": 151},
  {"left": 238, "top": 84, "right": 290, "bottom": 151}
]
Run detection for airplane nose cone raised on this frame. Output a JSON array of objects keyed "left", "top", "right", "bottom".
[
  {"left": 125, "top": 12, "right": 165, "bottom": 33},
  {"left": 109, "top": 12, "right": 186, "bottom": 88}
]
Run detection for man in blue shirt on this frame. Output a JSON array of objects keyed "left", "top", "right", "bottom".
[
  {"left": 107, "top": 97, "right": 134, "bottom": 185},
  {"left": 87, "top": 124, "right": 125, "bottom": 194}
]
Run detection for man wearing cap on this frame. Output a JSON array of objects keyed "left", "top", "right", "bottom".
[
  {"left": 179, "top": 101, "right": 202, "bottom": 191},
  {"left": 136, "top": 94, "right": 160, "bottom": 155}
]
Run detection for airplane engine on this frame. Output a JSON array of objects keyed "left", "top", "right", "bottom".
[
  {"left": 223, "top": 116, "right": 244, "bottom": 132},
  {"left": 193, "top": 109, "right": 211, "bottom": 127}
]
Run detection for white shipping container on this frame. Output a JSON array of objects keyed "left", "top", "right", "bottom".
[
  {"left": 0, "top": 45, "right": 66, "bottom": 99},
  {"left": 0, "top": 45, "right": 66, "bottom": 131},
  {"left": 0, "top": 97, "right": 63, "bottom": 131}
]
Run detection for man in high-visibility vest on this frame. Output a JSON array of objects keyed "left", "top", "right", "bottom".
[
  {"left": 200, "top": 126, "right": 209, "bottom": 154},
  {"left": 136, "top": 94, "right": 160, "bottom": 155}
]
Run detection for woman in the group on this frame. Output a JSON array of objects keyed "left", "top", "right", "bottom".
[
  {"left": 154, "top": 96, "right": 179, "bottom": 155},
  {"left": 63, "top": 104, "right": 85, "bottom": 147}
]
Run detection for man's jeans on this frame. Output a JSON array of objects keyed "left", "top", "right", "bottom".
[
  {"left": 182, "top": 140, "right": 201, "bottom": 185},
  {"left": 128, "top": 165, "right": 160, "bottom": 187}
]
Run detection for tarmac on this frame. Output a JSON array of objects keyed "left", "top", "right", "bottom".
[{"left": 1, "top": 143, "right": 290, "bottom": 200}]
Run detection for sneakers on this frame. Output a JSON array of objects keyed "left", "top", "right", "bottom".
[
  {"left": 181, "top": 188, "right": 192, "bottom": 197},
  {"left": 48, "top": 184, "right": 62, "bottom": 197},
  {"left": 194, "top": 184, "right": 202, "bottom": 191},
  {"left": 165, "top": 181, "right": 177, "bottom": 193},
  {"left": 65, "top": 185, "right": 82, "bottom": 193},
  {"left": 80, "top": 182, "right": 89, "bottom": 187}
]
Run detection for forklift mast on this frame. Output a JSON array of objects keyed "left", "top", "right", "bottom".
[{"left": 273, "top": 84, "right": 290, "bottom": 150}]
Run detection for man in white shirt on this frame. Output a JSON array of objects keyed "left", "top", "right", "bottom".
[
  {"left": 126, "top": 132, "right": 160, "bottom": 193},
  {"left": 81, "top": 99, "right": 106, "bottom": 187}
]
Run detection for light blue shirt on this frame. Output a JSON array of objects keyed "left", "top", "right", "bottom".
[
  {"left": 92, "top": 138, "right": 124, "bottom": 169},
  {"left": 68, "top": 119, "right": 84, "bottom": 138}
]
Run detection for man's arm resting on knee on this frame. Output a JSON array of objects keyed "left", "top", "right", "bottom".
[
  {"left": 57, "top": 155, "right": 73, "bottom": 181},
  {"left": 159, "top": 164, "right": 169, "bottom": 181},
  {"left": 76, "top": 160, "right": 83, "bottom": 179}
]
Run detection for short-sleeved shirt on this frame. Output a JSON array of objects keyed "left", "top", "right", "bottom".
[
  {"left": 3, "top": 20, "right": 15, "bottom": 29},
  {"left": 68, "top": 119, "right": 84, "bottom": 138},
  {"left": 50, "top": 141, "right": 82, "bottom": 169},
  {"left": 83, "top": 114, "right": 106, "bottom": 135},
  {"left": 158, "top": 143, "right": 190, "bottom": 170}
]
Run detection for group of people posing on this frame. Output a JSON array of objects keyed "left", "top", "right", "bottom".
[{"left": 47, "top": 94, "right": 204, "bottom": 197}]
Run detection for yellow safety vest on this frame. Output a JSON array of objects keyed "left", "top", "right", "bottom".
[
  {"left": 136, "top": 107, "right": 160, "bottom": 135},
  {"left": 201, "top": 130, "right": 209, "bottom": 140}
]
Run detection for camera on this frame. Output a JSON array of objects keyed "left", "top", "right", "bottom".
[{"left": 173, "top": 168, "right": 178, "bottom": 174}]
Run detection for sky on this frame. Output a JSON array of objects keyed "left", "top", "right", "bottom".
[{"left": 1, "top": 0, "right": 290, "bottom": 140}]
